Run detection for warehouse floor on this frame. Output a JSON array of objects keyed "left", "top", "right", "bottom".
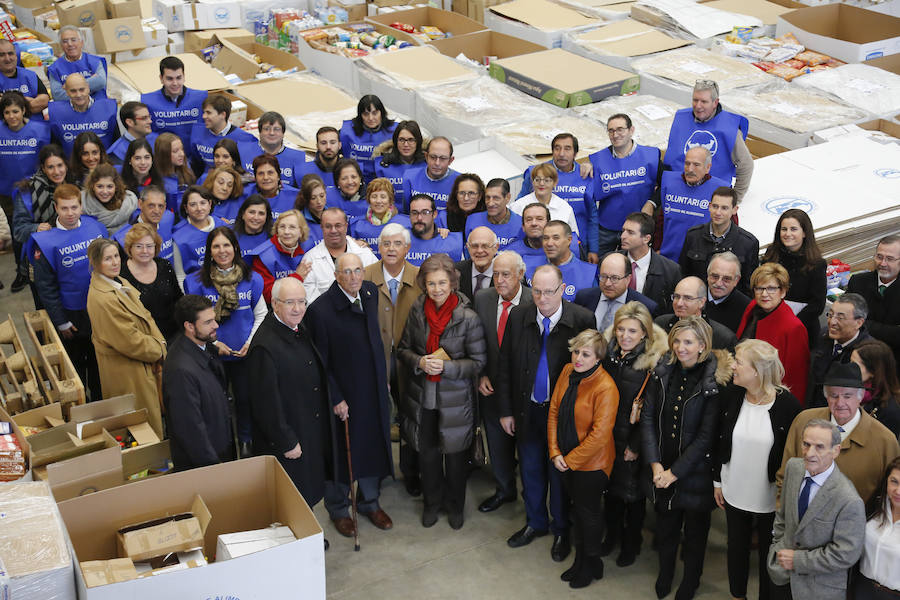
[{"left": 0, "top": 251, "right": 753, "bottom": 599}]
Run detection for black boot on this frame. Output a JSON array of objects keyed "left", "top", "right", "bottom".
[
  {"left": 599, "top": 495, "right": 623, "bottom": 557},
  {"left": 617, "top": 499, "right": 645, "bottom": 567},
  {"left": 560, "top": 525, "right": 583, "bottom": 582},
  {"left": 568, "top": 553, "right": 601, "bottom": 589}
]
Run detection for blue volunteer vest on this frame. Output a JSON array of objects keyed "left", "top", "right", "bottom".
[
  {"left": 253, "top": 239, "right": 304, "bottom": 278},
  {"left": 339, "top": 120, "right": 397, "bottom": 182},
  {"left": 235, "top": 231, "right": 269, "bottom": 258},
  {"left": 189, "top": 123, "right": 255, "bottom": 172},
  {"left": 374, "top": 159, "right": 423, "bottom": 211},
  {"left": 184, "top": 272, "right": 263, "bottom": 361},
  {"left": 0, "top": 69, "right": 41, "bottom": 105},
  {"left": 525, "top": 256, "right": 597, "bottom": 302},
  {"left": 302, "top": 209, "right": 323, "bottom": 250},
  {"left": 293, "top": 158, "right": 336, "bottom": 190},
  {"left": 237, "top": 141, "right": 307, "bottom": 189},
  {"left": 350, "top": 213, "right": 411, "bottom": 257},
  {"left": 663, "top": 108, "right": 749, "bottom": 184},
  {"left": 47, "top": 53, "right": 107, "bottom": 99},
  {"left": 590, "top": 144, "right": 660, "bottom": 230},
  {"left": 505, "top": 238, "right": 548, "bottom": 274},
  {"left": 212, "top": 197, "right": 246, "bottom": 224},
  {"left": 519, "top": 162, "right": 594, "bottom": 240},
  {"left": 162, "top": 175, "right": 187, "bottom": 215},
  {"left": 48, "top": 98, "right": 118, "bottom": 155},
  {"left": 172, "top": 216, "right": 226, "bottom": 276},
  {"left": 29, "top": 217, "right": 107, "bottom": 310},
  {"left": 406, "top": 232, "right": 464, "bottom": 267},
  {"left": 402, "top": 167, "right": 459, "bottom": 213},
  {"left": 141, "top": 87, "right": 207, "bottom": 148},
  {"left": 464, "top": 211, "right": 522, "bottom": 251},
  {"left": 244, "top": 183, "right": 298, "bottom": 221},
  {"left": 659, "top": 172, "right": 729, "bottom": 261},
  {"left": 326, "top": 188, "right": 369, "bottom": 220},
  {"left": 107, "top": 132, "right": 159, "bottom": 163},
  {"left": 113, "top": 211, "right": 175, "bottom": 262},
  {"left": 0, "top": 119, "right": 49, "bottom": 196}
]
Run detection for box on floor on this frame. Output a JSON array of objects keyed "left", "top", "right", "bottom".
[
  {"left": 776, "top": 4, "right": 900, "bottom": 63},
  {"left": 428, "top": 29, "right": 544, "bottom": 64}
]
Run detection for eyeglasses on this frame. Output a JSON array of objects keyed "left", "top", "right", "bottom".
[
  {"left": 532, "top": 283, "right": 562, "bottom": 297},
  {"left": 825, "top": 311, "right": 857, "bottom": 322},
  {"left": 338, "top": 268, "right": 363, "bottom": 276},
  {"left": 607, "top": 127, "right": 628, "bottom": 135},
  {"left": 427, "top": 154, "right": 451, "bottom": 162},
  {"left": 754, "top": 286, "right": 781, "bottom": 295},
  {"left": 380, "top": 240, "right": 407, "bottom": 248},
  {"left": 410, "top": 209, "right": 433, "bottom": 217},
  {"left": 599, "top": 274, "right": 627, "bottom": 283},
  {"left": 131, "top": 243, "right": 156, "bottom": 251},
  {"left": 457, "top": 190, "right": 480, "bottom": 198},
  {"left": 467, "top": 242, "right": 496, "bottom": 251},
  {"left": 875, "top": 253, "right": 900, "bottom": 263},
  {"left": 276, "top": 298, "right": 306, "bottom": 307},
  {"left": 397, "top": 136, "right": 416, "bottom": 144},
  {"left": 532, "top": 177, "right": 554, "bottom": 185},
  {"left": 708, "top": 273, "right": 736, "bottom": 284},
  {"left": 671, "top": 293, "right": 702, "bottom": 302}
]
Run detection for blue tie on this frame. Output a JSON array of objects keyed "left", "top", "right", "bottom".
[
  {"left": 388, "top": 278, "right": 399, "bottom": 305},
  {"left": 797, "top": 476, "right": 813, "bottom": 520},
  {"left": 533, "top": 317, "right": 551, "bottom": 404}
]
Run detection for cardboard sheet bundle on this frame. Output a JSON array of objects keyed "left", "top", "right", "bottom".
[{"left": 573, "top": 93, "right": 682, "bottom": 150}]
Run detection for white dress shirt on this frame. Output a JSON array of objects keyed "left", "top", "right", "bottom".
[
  {"left": 301, "top": 236, "right": 378, "bottom": 303},
  {"left": 383, "top": 265, "right": 404, "bottom": 292},
  {"left": 802, "top": 461, "right": 836, "bottom": 508},
  {"left": 472, "top": 264, "right": 493, "bottom": 294},
  {"left": 629, "top": 249, "right": 652, "bottom": 295},
  {"left": 508, "top": 193, "right": 580, "bottom": 236},
  {"left": 860, "top": 498, "right": 900, "bottom": 591},
  {"left": 496, "top": 285, "right": 524, "bottom": 328},
  {"left": 831, "top": 408, "right": 861, "bottom": 442}
]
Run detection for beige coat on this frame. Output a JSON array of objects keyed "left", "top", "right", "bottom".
[
  {"left": 364, "top": 260, "right": 421, "bottom": 375},
  {"left": 86, "top": 273, "right": 167, "bottom": 436}
]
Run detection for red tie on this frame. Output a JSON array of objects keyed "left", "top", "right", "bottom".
[
  {"left": 497, "top": 301, "right": 512, "bottom": 347},
  {"left": 628, "top": 261, "right": 638, "bottom": 290}
]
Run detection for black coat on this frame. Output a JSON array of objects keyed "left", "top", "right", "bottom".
[
  {"left": 246, "top": 313, "right": 336, "bottom": 506},
  {"left": 574, "top": 287, "right": 659, "bottom": 320},
  {"left": 162, "top": 334, "right": 233, "bottom": 471},
  {"left": 679, "top": 222, "right": 759, "bottom": 296},
  {"left": 705, "top": 289, "right": 751, "bottom": 333},
  {"left": 778, "top": 253, "right": 826, "bottom": 345},
  {"left": 455, "top": 259, "right": 494, "bottom": 303},
  {"left": 806, "top": 327, "right": 871, "bottom": 408},
  {"left": 655, "top": 312, "right": 737, "bottom": 351},
  {"left": 715, "top": 386, "right": 801, "bottom": 484},
  {"left": 640, "top": 251, "right": 682, "bottom": 316},
  {"left": 495, "top": 300, "right": 595, "bottom": 431},
  {"left": 847, "top": 270, "right": 900, "bottom": 365},
  {"left": 305, "top": 280, "right": 393, "bottom": 481},
  {"left": 640, "top": 350, "right": 730, "bottom": 512}
]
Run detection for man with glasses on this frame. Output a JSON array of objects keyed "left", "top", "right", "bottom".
[
  {"left": 679, "top": 186, "right": 758, "bottom": 296},
  {"left": 48, "top": 26, "right": 107, "bottom": 101},
  {"left": 496, "top": 264, "right": 594, "bottom": 561},
  {"left": 456, "top": 226, "right": 499, "bottom": 301},
  {"left": 663, "top": 79, "right": 753, "bottom": 201},
  {"left": 142, "top": 56, "right": 207, "bottom": 148},
  {"left": 589, "top": 114, "right": 662, "bottom": 258},
  {"left": 807, "top": 294, "right": 870, "bottom": 408},
  {"left": 847, "top": 235, "right": 900, "bottom": 365},
  {"left": 247, "top": 277, "right": 336, "bottom": 550},
  {"left": 465, "top": 178, "right": 521, "bottom": 251},
  {"left": 654, "top": 276, "right": 736, "bottom": 350},
  {"left": 294, "top": 126, "right": 342, "bottom": 190},
  {"left": 704, "top": 252, "right": 750, "bottom": 333},
  {"left": 107, "top": 101, "right": 158, "bottom": 164},
  {"left": 238, "top": 111, "right": 307, "bottom": 188},
  {"left": 306, "top": 254, "right": 395, "bottom": 537},
  {"left": 406, "top": 194, "right": 463, "bottom": 267},
  {"left": 526, "top": 220, "right": 597, "bottom": 302},
  {"left": 619, "top": 212, "right": 680, "bottom": 315},
  {"left": 574, "top": 252, "right": 657, "bottom": 330},
  {"left": 402, "top": 137, "right": 460, "bottom": 212},
  {"left": 301, "top": 207, "right": 377, "bottom": 303}
]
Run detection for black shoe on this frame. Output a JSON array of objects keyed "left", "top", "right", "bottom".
[
  {"left": 598, "top": 535, "right": 617, "bottom": 557},
  {"left": 238, "top": 441, "right": 252, "bottom": 459},
  {"left": 422, "top": 508, "right": 438, "bottom": 528},
  {"left": 569, "top": 556, "right": 603, "bottom": 589},
  {"left": 324, "top": 538, "right": 329, "bottom": 551},
  {"left": 448, "top": 512, "right": 464, "bottom": 530},
  {"left": 560, "top": 553, "right": 582, "bottom": 582},
  {"left": 616, "top": 548, "right": 638, "bottom": 567},
  {"left": 404, "top": 476, "right": 421, "bottom": 497},
  {"left": 10, "top": 274, "right": 27, "bottom": 293},
  {"left": 655, "top": 573, "right": 673, "bottom": 599},
  {"left": 507, "top": 525, "right": 548, "bottom": 548},
  {"left": 674, "top": 583, "right": 697, "bottom": 600},
  {"left": 551, "top": 534, "right": 571, "bottom": 562},
  {"left": 478, "top": 492, "right": 516, "bottom": 513}
]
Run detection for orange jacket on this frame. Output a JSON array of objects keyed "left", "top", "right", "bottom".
[{"left": 548, "top": 363, "right": 619, "bottom": 475}]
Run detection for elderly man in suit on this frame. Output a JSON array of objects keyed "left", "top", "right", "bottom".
[
  {"left": 364, "top": 222, "right": 422, "bottom": 496},
  {"left": 846, "top": 235, "right": 900, "bottom": 365},
  {"left": 704, "top": 251, "right": 751, "bottom": 333},
  {"left": 496, "top": 264, "right": 595, "bottom": 562},
  {"left": 654, "top": 276, "right": 737, "bottom": 351},
  {"left": 768, "top": 418, "right": 865, "bottom": 600},
  {"left": 456, "top": 226, "right": 498, "bottom": 301},
  {"left": 807, "top": 293, "right": 870, "bottom": 407},
  {"left": 474, "top": 250, "right": 533, "bottom": 513},
  {"left": 574, "top": 252, "right": 657, "bottom": 331}
]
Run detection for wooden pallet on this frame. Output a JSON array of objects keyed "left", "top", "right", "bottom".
[
  {"left": 22, "top": 310, "right": 85, "bottom": 417},
  {"left": 0, "top": 316, "right": 44, "bottom": 414}
]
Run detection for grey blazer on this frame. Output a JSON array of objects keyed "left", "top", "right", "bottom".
[{"left": 767, "top": 457, "right": 865, "bottom": 600}]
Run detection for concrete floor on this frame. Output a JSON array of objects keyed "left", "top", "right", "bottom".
[{"left": 0, "top": 251, "right": 758, "bottom": 600}]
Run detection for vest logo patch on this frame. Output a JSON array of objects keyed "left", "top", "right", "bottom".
[
  {"left": 564, "top": 284, "right": 575, "bottom": 297},
  {"left": 19, "top": 84, "right": 28, "bottom": 93},
  {"left": 283, "top": 167, "right": 293, "bottom": 177},
  {"left": 684, "top": 130, "right": 718, "bottom": 157},
  {"left": 62, "top": 255, "right": 74, "bottom": 267},
  {"left": 763, "top": 196, "right": 816, "bottom": 215},
  {"left": 874, "top": 168, "right": 900, "bottom": 179}
]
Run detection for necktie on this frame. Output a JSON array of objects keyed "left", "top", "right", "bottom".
[
  {"left": 474, "top": 273, "right": 487, "bottom": 292},
  {"left": 388, "top": 278, "right": 399, "bottom": 305},
  {"left": 353, "top": 298, "right": 362, "bottom": 312},
  {"left": 837, "top": 425, "right": 845, "bottom": 432},
  {"left": 832, "top": 343, "right": 843, "bottom": 358},
  {"left": 628, "top": 262, "right": 638, "bottom": 290},
  {"left": 797, "top": 476, "right": 813, "bottom": 520},
  {"left": 533, "top": 316, "right": 551, "bottom": 404},
  {"left": 497, "top": 301, "right": 512, "bottom": 346},
  {"left": 878, "top": 284, "right": 887, "bottom": 296},
  {"left": 599, "top": 298, "right": 616, "bottom": 331}
]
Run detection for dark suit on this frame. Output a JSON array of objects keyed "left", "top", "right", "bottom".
[
  {"left": 705, "top": 289, "right": 751, "bottom": 333},
  {"left": 634, "top": 251, "right": 681, "bottom": 315},
  {"left": 806, "top": 328, "right": 871, "bottom": 407},
  {"left": 573, "top": 287, "right": 659, "bottom": 329},
  {"left": 846, "top": 271, "right": 900, "bottom": 364},
  {"left": 456, "top": 259, "right": 494, "bottom": 302},
  {"left": 496, "top": 300, "right": 595, "bottom": 535},
  {"left": 655, "top": 312, "right": 737, "bottom": 351},
  {"left": 679, "top": 222, "right": 759, "bottom": 296},
  {"left": 473, "top": 284, "right": 533, "bottom": 499}
]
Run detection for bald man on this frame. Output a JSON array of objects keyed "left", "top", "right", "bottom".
[
  {"left": 654, "top": 276, "right": 736, "bottom": 350},
  {"left": 48, "top": 73, "right": 118, "bottom": 155},
  {"left": 456, "top": 226, "right": 499, "bottom": 301}
]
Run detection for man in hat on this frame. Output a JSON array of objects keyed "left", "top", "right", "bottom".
[{"left": 776, "top": 362, "right": 899, "bottom": 505}]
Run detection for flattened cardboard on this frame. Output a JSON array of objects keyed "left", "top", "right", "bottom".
[
  {"left": 56, "top": 0, "right": 105, "bottom": 29},
  {"left": 864, "top": 53, "right": 900, "bottom": 76},
  {"left": 574, "top": 19, "right": 690, "bottom": 57},
  {"left": 362, "top": 45, "right": 477, "bottom": 85},
  {"left": 366, "top": 6, "right": 487, "bottom": 42},
  {"left": 81, "top": 559, "right": 139, "bottom": 587},
  {"left": 234, "top": 78, "right": 357, "bottom": 118},
  {"left": 489, "top": 0, "right": 599, "bottom": 31},
  {"left": 776, "top": 4, "right": 900, "bottom": 63},
  {"left": 113, "top": 53, "right": 230, "bottom": 93},
  {"left": 490, "top": 47, "right": 640, "bottom": 107},
  {"left": 93, "top": 17, "right": 146, "bottom": 53},
  {"left": 69, "top": 394, "right": 138, "bottom": 424},
  {"left": 428, "top": 29, "right": 544, "bottom": 63}
]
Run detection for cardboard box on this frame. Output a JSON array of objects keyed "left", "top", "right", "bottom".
[
  {"left": 367, "top": 6, "right": 487, "bottom": 43},
  {"left": 93, "top": 16, "right": 146, "bottom": 53},
  {"left": 11, "top": 402, "right": 64, "bottom": 436},
  {"left": 208, "top": 35, "right": 306, "bottom": 82},
  {"left": 110, "top": 52, "right": 230, "bottom": 93},
  {"left": 489, "top": 47, "right": 639, "bottom": 107},
  {"left": 69, "top": 394, "right": 139, "bottom": 424},
  {"left": 184, "top": 27, "right": 255, "bottom": 52},
  {"left": 216, "top": 525, "right": 296, "bottom": 560},
  {"left": 486, "top": 0, "right": 602, "bottom": 48},
  {"left": 81, "top": 558, "right": 139, "bottom": 587},
  {"left": 428, "top": 29, "right": 544, "bottom": 64},
  {"left": 746, "top": 135, "right": 788, "bottom": 159},
  {"left": 0, "top": 404, "right": 31, "bottom": 483},
  {"left": 864, "top": 52, "right": 900, "bottom": 76},
  {"left": 154, "top": 0, "right": 242, "bottom": 32},
  {"left": 122, "top": 439, "right": 172, "bottom": 482},
  {"left": 78, "top": 409, "right": 161, "bottom": 449},
  {"left": 330, "top": 0, "right": 367, "bottom": 21},
  {"left": 56, "top": 0, "right": 105, "bottom": 28},
  {"left": 142, "top": 17, "right": 169, "bottom": 47},
  {"left": 107, "top": 0, "right": 144, "bottom": 18},
  {"left": 58, "top": 456, "right": 326, "bottom": 599},
  {"left": 28, "top": 422, "right": 108, "bottom": 468},
  {"left": 117, "top": 495, "right": 211, "bottom": 562},
  {"left": 776, "top": 4, "right": 900, "bottom": 63},
  {"left": 43, "top": 430, "right": 121, "bottom": 501}
]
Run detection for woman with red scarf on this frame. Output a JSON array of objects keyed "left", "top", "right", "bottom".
[{"left": 398, "top": 253, "right": 487, "bottom": 530}]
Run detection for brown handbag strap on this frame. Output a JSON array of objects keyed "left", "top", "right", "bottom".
[{"left": 635, "top": 371, "right": 652, "bottom": 400}]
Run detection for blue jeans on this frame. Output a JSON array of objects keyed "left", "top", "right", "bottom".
[{"left": 518, "top": 402, "right": 568, "bottom": 535}]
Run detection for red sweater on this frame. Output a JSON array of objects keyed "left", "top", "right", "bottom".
[{"left": 737, "top": 300, "right": 810, "bottom": 403}]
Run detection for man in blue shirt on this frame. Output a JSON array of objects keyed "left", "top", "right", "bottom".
[
  {"left": 401, "top": 137, "right": 459, "bottom": 213},
  {"left": 407, "top": 194, "right": 463, "bottom": 266},
  {"left": 141, "top": 56, "right": 207, "bottom": 148},
  {"left": 0, "top": 39, "right": 49, "bottom": 114},
  {"left": 48, "top": 26, "right": 107, "bottom": 101},
  {"left": 465, "top": 178, "right": 521, "bottom": 251},
  {"left": 189, "top": 94, "right": 255, "bottom": 175},
  {"left": 48, "top": 74, "right": 118, "bottom": 156},
  {"left": 107, "top": 101, "right": 157, "bottom": 164}
]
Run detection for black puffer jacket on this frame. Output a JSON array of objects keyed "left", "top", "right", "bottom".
[
  {"left": 640, "top": 349, "right": 733, "bottom": 511},
  {"left": 602, "top": 323, "right": 669, "bottom": 503},
  {"left": 397, "top": 293, "right": 487, "bottom": 454}
]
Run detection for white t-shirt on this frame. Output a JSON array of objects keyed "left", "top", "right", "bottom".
[{"left": 721, "top": 399, "right": 776, "bottom": 513}]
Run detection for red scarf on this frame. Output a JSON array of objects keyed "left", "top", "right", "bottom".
[{"left": 424, "top": 293, "right": 459, "bottom": 382}]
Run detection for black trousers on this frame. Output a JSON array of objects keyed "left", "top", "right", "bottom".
[
  {"left": 481, "top": 396, "right": 517, "bottom": 498},
  {"left": 66, "top": 309, "right": 101, "bottom": 402},
  {"left": 419, "top": 408, "right": 468, "bottom": 516},
  {"left": 223, "top": 360, "right": 249, "bottom": 444},
  {"left": 655, "top": 505, "right": 712, "bottom": 593},
  {"left": 725, "top": 502, "right": 775, "bottom": 600},
  {"left": 393, "top": 356, "right": 419, "bottom": 482},
  {"left": 604, "top": 495, "right": 646, "bottom": 554},
  {"left": 854, "top": 575, "right": 900, "bottom": 600},
  {"left": 562, "top": 469, "right": 608, "bottom": 555}
]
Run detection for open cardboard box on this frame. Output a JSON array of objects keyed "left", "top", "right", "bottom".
[
  {"left": 44, "top": 430, "right": 121, "bottom": 501},
  {"left": 366, "top": 6, "right": 487, "bottom": 43},
  {"left": 78, "top": 408, "right": 162, "bottom": 450},
  {"left": 11, "top": 402, "right": 64, "bottom": 435},
  {"left": 428, "top": 29, "right": 544, "bottom": 64},
  {"left": 122, "top": 439, "right": 172, "bottom": 482},
  {"left": 776, "top": 4, "right": 900, "bottom": 63},
  {"left": 58, "top": 456, "right": 326, "bottom": 599},
  {"left": 0, "top": 404, "right": 32, "bottom": 483},
  {"left": 207, "top": 34, "right": 306, "bottom": 82},
  {"left": 118, "top": 494, "right": 211, "bottom": 562},
  {"left": 28, "top": 422, "right": 109, "bottom": 470},
  {"left": 864, "top": 52, "right": 900, "bottom": 76},
  {"left": 185, "top": 27, "right": 256, "bottom": 52},
  {"left": 486, "top": 0, "right": 602, "bottom": 48}
]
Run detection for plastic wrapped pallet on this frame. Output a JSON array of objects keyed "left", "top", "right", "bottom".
[
  {"left": 633, "top": 46, "right": 770, "bottom": 92},
  {"left": 793, "top": 64, "right": 900, "bottom": 118},
  {"left": 0, "top": 482, "right": 76, "bottom": 600},
  {"left": 490, "top": 114, "right": 611, "bottom": 158},
  {"left": 573, "top": 93, "right": 681, "bottom": 150},
  {"left": 357, "top": 45, "right": 479, "bottom": 90}
]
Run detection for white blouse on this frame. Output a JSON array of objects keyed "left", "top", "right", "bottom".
[
  {"left": 860, "top": 501, "right": 900, "bottom": 592},
  {"left": 721, "top": 399, "right": 776, "bottom": 514}
]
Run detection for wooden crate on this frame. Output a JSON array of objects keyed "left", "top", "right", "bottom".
[
  {"left": 0, "top": 316, "right": 44, "bottom": 414},
  {"left": 23, "top": 310, "right": 85, "bottom": 417}
]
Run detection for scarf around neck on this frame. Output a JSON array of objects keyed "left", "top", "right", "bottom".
[
  {"left": 210, "top": 264, "right": 245, "bottom": 321},
  {"left": 424, "top": 293, "right": 459, "bottom": 382}
]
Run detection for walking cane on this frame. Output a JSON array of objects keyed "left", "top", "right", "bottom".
[{"left": 344, "top": 417, "right": 360, "bottom": 551}]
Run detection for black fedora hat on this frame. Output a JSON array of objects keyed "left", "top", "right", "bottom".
[{"left": 822, "top": 362, "right": 865, "bottom": 389}]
